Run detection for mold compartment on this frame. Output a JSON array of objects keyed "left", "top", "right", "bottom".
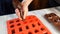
[
  {"left": 11, "top": 29, "right": 15, "bottom": 34},
  {"left": 7, "top": 15, "right": 51, "bottom": 34}
]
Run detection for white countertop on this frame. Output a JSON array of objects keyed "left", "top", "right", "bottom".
[{"left": 0, "top": 8, "right": 60, "bottom": 34}]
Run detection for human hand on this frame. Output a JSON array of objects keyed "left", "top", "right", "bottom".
[{"left": 15, "top": 0, "right": 33, "bottom": 20}]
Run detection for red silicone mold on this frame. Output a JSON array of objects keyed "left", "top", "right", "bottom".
[{"left": 7, "top": 15, "right": 51, "bottom": 34}]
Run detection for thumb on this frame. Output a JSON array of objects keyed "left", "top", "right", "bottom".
[
  {"left": 22, "top": 0, "right": 33, "bottom": 7},
  {"left": 23, "top": 7, "right": 28, "bottom": 19}
]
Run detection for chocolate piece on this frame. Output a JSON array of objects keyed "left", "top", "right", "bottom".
[{"left": 45, "top": 13, "right": 60, "bottom": 30}]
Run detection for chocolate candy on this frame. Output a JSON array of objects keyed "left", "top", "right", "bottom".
[{"left": 44, "top": 13, "right": 60, "bottom": 30}]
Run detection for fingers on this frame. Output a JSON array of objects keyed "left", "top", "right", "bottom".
[
  {"left": 23, "top": 7, "right": 28, "bottom": 19},
  {"left": 15, "top": 0, "right": 33, "bottom": 20},
  {"left": 21, "top": 0, "right": 33, "bottom": 19},
  {"left": 15, "top": 7, "right": 28, "bottom": 20},
  {"left": 22, "top": 0, "right": 33, "bottom": 7},
  {"left": 15, "top": 8, "right": 22, "bottom": 20}
]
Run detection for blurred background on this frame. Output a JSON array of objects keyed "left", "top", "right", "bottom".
[{"left": 0, "top": 0, "right": 60, "bottom": 15}]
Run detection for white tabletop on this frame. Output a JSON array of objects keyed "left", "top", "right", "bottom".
[{"left": 0, "top": 8, "right": 60, "bottom": 34}]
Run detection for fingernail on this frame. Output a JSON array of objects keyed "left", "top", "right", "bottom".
[{"left": 19, "top": 18, "right": 22, "bottom": 20}]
